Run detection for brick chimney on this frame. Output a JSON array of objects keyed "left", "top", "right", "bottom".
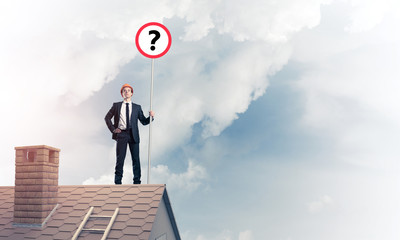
[{"left": 14, "top": 145, "right": 60, "bottom": 226}]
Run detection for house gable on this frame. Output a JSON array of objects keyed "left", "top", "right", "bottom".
[{"left": 149, "top": 190, "right": 181, "bottom": 240}]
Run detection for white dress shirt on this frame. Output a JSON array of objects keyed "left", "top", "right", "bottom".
[{"left": 118, "top": 101, "right": 132, "bottom": 130}]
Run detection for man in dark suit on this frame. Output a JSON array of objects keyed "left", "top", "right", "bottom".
[{"left": 105, "top": 83, "right": 154, "bottom": 184}]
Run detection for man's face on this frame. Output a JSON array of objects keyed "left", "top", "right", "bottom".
[{"left": 122, "top": 87, "right": 133, "bottom": 98}]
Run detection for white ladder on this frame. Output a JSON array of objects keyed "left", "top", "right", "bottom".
[{"left": 71, "top": 206, "right": 119, "bottom": 240}]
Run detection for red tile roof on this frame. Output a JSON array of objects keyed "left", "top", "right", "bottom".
[{"left": 0, "top": 184, "right": 179, "bottom": 240}]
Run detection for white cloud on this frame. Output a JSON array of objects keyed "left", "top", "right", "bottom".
[
  {"left": 151, "top": 160, "right": 207, "bottom": 192},
  {"left": 216, "top": 0, "right": 332, "bottom": 42},
  {"left": 148, "top": 36, "right": 293, "bottom": 159},
  {"left": 142, "top": 0, "right": 339, "bottom": 154},
  {"left": 344, "top": 0, "right": 400, "bottom": 33},
  {"left": 176, "top": 0, "right": 332, "bottom": 42},
  {"left": 292, "top": 0, "right": 400, "bottom": 170},
  {"left": 82, "top": 174, "right": 113, "bottom": 185},
  {"left": 0, "top": 1, "right": 167, "bottom": 185},
  {"left": 0, "top": 0, "right": 331, "bottom": 183},
  {"left": 0, "top": 1, "right": 166, "bottom": 106},
  {"left": 183, "top": 229, "right": 253, "bottom": 240},
  {"left": 1, "top": 1, "right": 400, "bottom": 240},
  {"left": 82, "top": 158, "right": 207, "bottom": 191},
  {"left": 238, "top": 230, "right": 253, "bottom": 240},
  {"left": 295, "top": 39, "right": 400, "bottom": 169},
  {"left": 308, "top": 195, "right": 334, "bottom": 213}
]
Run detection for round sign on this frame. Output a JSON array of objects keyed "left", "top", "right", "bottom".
[{"left": 135, "top": 22, "right": 172, "bottom": 59}]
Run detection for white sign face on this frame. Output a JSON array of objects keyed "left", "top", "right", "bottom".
[{"left": 135, "top": 22, "right": 171, "bottom": 59}]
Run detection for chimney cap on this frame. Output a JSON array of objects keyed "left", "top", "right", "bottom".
[{"left": 14, "top": 145, "right": 61, "bottom": 152}]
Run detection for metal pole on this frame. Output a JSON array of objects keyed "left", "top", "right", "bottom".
[{"left": 147, "top": 58, "right": 154, "bottom": 184}]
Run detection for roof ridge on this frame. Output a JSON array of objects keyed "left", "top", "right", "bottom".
[{"left": 58, "top": 184, "right": 166, "bottom": 187}]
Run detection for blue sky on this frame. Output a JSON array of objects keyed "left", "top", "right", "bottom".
[{"left": 1, "top": 0, "right": 400, "bottom": 239}]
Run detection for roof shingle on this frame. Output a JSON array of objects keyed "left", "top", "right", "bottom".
[{"left": 0, "top": 184, "right": 168, "bottom": 240}]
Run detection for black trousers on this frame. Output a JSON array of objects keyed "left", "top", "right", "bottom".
[{"left": 115, "top": 130, "right": 141, "bottom": 184}]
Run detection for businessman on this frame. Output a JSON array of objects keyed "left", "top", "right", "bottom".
[{"left": 105, "top": 83, "right": 154, "bottom": 184}]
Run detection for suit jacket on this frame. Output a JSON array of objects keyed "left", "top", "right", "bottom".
[{"left": 105, "top": 102, "right": 151, "bottom": 142}]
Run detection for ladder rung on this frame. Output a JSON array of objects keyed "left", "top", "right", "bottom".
[
  {"left": 90, "top": 215, "right": 112, "bottom": 218},
  {"left": 102, "top": 207, "right": 119, "bottom": 240},
  {"left": 71, "top": 207, "right": 119, "bottom": 240},
  {"left": 71, "top": 207, "right": 95, "bottom": 240},
  {"left": 83, "top": 228, "right": 106, "bottom": 232}
]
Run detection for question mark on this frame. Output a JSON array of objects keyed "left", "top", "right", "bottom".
[{"left": 149, "top": 30, "right": 160, "bottom": 51}]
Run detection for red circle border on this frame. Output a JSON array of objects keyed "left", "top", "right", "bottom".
[{"left": 135, "top": 22, "right": 172, "bottom": 59}]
